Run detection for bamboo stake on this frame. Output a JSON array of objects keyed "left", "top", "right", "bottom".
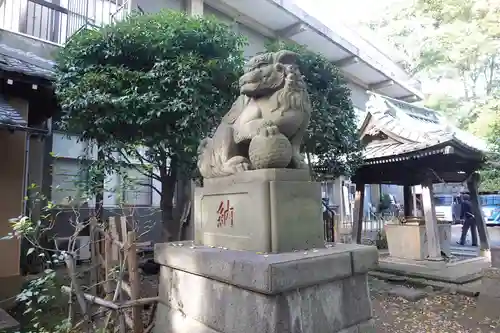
[
  {"left": 109, "top": 217, "right": 120, "bottom": 261},
  {"left": 118, "top": 243, "right": 127, "bottom": 333},
  {"left": 104, "top": 235, "right": 113, "bottom": 300},
  {"left": 67, "top": 281, "right": 74, "bottom": 327},
  {"left": 64, "top": 255, "right": 92, "bottom": 332},
  {"left": 127, "top": 231, "right": 142, "bottom": 333},
  {"left": 118, "top": 296, "right": 159, "bottom": 309},
  {"left": 124, "top": 312, "right": 134, "bottom": 329},
  {"left": 143, "top": 300, "right": 158, "bottom": 333},
  {"left": 61, "top": 286, "right": 119, "bottom": 310},
  {"left": 89, "top": 217, "right": 98, "bottom": 295},
  {"left": 103, "top": 234, "right": 129, "bottom": 331},
  {"left": 95, "top": 226, "right": 125, "bottom": 249},
  {"left": 120, "top": 216, "right": 128, "bottom": 242},
  {"left": 121, "top": 281, "right": 133, "bottom": 298}
]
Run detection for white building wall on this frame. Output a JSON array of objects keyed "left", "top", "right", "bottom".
[
  {"left": 237, "top": 23, "right": 269, "bottom": 59},
  {"left": 347, "top": 82, "right": 369, "bottom": 111},
  {"left": 203, "top": 5, "right": 232, "bottom": 22},
  {"left": 0, "top": 0, "right": 128, "bottom": 45},
  {"left": 134, "top": 0, "right": 183, "bottom": 13},
  {"left": 51, "top": 132, "right": 161, "bottom": 208}
]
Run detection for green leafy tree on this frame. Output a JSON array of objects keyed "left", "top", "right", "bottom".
[
  {"left": 480, "top": 98, "right": 500, "bottom": 191},
  {"left": 266, "top": 41, "right": 362, "bottom": 179},
  {"left": 360, "top": 0, "right": 500, "bottom": 130},
  {"left": 360, "top": 0, "right": 500, "bottom": 190},
  {"left": 55, "top": 10, "right": 246, "bottom": 240}
]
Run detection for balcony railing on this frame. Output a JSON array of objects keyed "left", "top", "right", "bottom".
[{"left": 0, "top": 0, "right": 130, "bottom": 45}]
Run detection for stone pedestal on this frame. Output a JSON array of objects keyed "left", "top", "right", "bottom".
[
  {"left": 385, "top": 223, "right": 451, "bottom": 260},
  {"left": 154, "top": 242, "right": 378, "bottom": 333},
  {"left": 156, "top": 169, "right": 377, "bottom": 332},
  {"left": 194, "top": 169, "right": 324, "bottom": 253}
]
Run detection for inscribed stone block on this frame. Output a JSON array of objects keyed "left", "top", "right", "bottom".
[{"left": 194, "top": 169, "right": 324, "bottom": 253}]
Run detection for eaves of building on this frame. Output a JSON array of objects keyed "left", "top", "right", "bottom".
[{"left": 205, "top": 0, "right": 424, "bottom": 101}]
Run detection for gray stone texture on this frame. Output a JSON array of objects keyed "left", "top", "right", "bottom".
[
  {"left": 155, "top": 242, "right": 378, "bottom": 294},
  {"left": 194, "top": 169, "right": 325, "bottom": 253},
  {"left": 203, "top": 169, "right": 310, "bottom": 187},
  {"left": 197, "top": 51, "right": 311, "bottom": 179},
  {"left": 481, "top": 267, "right": 500, "bottom": 298},
  {"left": 491, "top": 247, "right": 500, "bottom": 268},
  {"left": 154, "top": 243, "right": 377, "bottom": 333},
  {"left": 378, "top": 255, "right": 490, "bottom": 284}
]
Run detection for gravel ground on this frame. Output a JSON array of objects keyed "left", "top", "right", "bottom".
[{"left": 370, "top": 277, "right": 500, "bottom": 333}]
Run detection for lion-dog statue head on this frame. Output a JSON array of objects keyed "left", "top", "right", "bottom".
[{"left": 238, "top": 50, "right": 311, "bottom": 138}]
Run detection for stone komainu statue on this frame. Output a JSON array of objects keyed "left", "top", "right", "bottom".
[{"left": 197, "top": 50, "right": 312, "bottom": 179}]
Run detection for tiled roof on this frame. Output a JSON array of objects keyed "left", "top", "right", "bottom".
[
  {"left": 0, "top": 43, "right": 55, "bottom": 80},
  {"left": 360, "top": 93, "right": 488, "bottom": 163},
  {"left": 0, "top": 96, "right": 27, "bottom": 128}
]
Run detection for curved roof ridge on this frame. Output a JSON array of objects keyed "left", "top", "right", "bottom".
[
  {"left": 365, "top": 92, "right": 490, "bottom": 154},
  {"left": 366, "top": 93, "right": 446, "bottom": 144}
]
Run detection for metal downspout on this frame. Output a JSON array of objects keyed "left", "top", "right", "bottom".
[{"left": 22, "top": 133, "right": 31, "bottom": 216}]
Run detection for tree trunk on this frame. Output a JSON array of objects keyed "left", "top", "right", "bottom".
[
  {"left": 160, "top": 160, "right": 180, "bottom": 242},
  {"left": 95, "top": 149, "right": 105, "bottom": 223},
  {"left": 175, "top": 176, "right": 192, "bottom": 240},
  {"left": 306, "top": 151, "right": 314, "bottom": 180}
]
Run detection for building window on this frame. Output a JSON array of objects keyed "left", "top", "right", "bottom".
[
  {"left": 51, "top": 158, "right": 84, "bottom": 205},
  {"left": 121, "top": 167, "right": 152, "bottom": 206}
]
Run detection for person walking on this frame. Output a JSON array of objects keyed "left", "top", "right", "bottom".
[
  {"left": 452, "top": 195, "right": 462, "bottom": 223},
  {"left": 457, "top": 193, "right": 478, "bottom": 246}
]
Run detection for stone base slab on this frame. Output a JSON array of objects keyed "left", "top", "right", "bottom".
[
  {"left": 377, "top": 256, "right": 490, "bottom": 284},
  {"left": 154, "top": 242, "right": 378, "bottom": 333},
  {"left": 194, "top": 169, "right": 325, "bottom": 253}
]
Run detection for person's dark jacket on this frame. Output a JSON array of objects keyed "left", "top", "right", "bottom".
[{"left": 460, "top": 199, "right": 474, "bottom": 220}]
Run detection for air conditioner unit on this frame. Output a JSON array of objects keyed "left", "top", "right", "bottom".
[{"left": 54, "top": 236, "right": 91, "bottom": 262}]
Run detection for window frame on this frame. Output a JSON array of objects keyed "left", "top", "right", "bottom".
[
  {"left": 120, "top": 166, "right": 153, "bottom": 207},
  {"left": 51, "top": 156, "right": 88, "bottom": 206}
]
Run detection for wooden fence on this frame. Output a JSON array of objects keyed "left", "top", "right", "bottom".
[{"left": 62, "top": 216, "right": 157, "bottom": 333}]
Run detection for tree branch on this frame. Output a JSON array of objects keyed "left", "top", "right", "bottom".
[
  {"left": 485, "top": 55, "right": 497, "bottom": 95},
  {"left": 118, "top": 150, "right": 161, "bottom": 182},
  {"left": 137, "top": 181, "right": 161, "bottom": 197}
]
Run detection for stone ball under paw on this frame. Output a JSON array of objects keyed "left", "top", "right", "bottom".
[{"left": 248, "top": 132, "right": 292, "bottom": 169}]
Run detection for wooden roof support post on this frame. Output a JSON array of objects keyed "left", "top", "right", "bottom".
[
  {"left": 352, "top": 182, "right": 365, "bottom": 244},
  {"left": 421, "top": 176, "right": 443, "bottom": 261},
  {"left": 467, "top": 172, "right": 491, "bottom": 257},
  {"left": 403, "top": 185, "right": 413, "bottom": 217}
]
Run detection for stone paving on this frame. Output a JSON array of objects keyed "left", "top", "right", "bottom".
[{"left": 369, "top": 277, "right": 500, "bottom": 332}]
